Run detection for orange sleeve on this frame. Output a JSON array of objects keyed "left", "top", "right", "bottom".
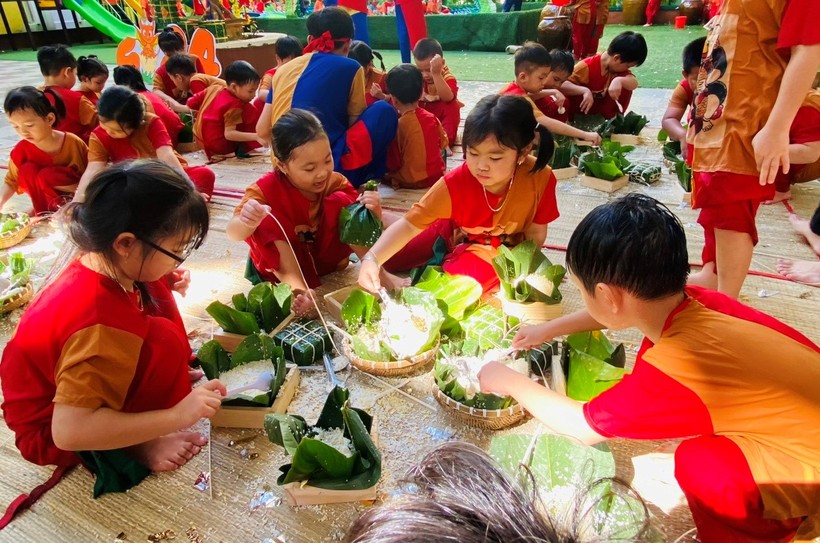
[
  {"left": 87, "top": 133, "right": 110, "bottom": 164},
  {"left": 234, "top": 183, "right": 267, "bottom": 216},
  {"left": 224, "top": 107, "right": 243, "bottom": 130},
  {"left": 327, "top": 172, "right": 359, "bottom": 202},
  {"left": 4, "top": 157, "right": 19, "bottom": 193},
  {"left": 439, "top": 119, "right": 449, "bottom": 150},
  {"left": 569, "top": 61, "right": 590, "bottom": 86},
  {"left": 347, "top": 67, "right": 367, "bottom": 120},
  {"left": 668, "top": 83, "right": 690, "bottom": 111},
  {"left": 260, "top": 73, "right": 273, "bottom": 91},
  {"left": 53, "top": 325, "right": 143, "bottom": 410},
  {"left": 78, "top": 96, "right": 98, "bottom": 127},
  {"left": 152, "top": 72, "right": 165, "bottom": 92},
  {"left": 61, "top": 134, "right": 89, "bottom": 173},
  {"left": 403, "top": 178, "right": 453, "bottom": 229}
]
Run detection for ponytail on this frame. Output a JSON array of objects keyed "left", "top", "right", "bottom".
[
  {"left": 531, "top": 125, "right": 554, "bottom": 173},
  {"left": 77, "top": 55, "right": 109, "bottom": 80},
  {"left": 113, "top": 65, "right": 148, "bottom": 92}
]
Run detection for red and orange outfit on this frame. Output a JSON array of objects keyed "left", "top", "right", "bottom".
[
  {"left": 499, "top": 81, "right": 548, "bottom": 120},
  {"left": 401, "top": 154, "right": 559, "bottom": 291},
  {"left": 645, "top": 0, "right": 660, "bottom": 25},
  {"left": 235, "top": 170, "right": 359, "bottom": 288},
  {"left": 88, "top": 113, "right": 215, "bottom": 198},
  {"left": 4, "top": 132, "right": 87, "bottom": 214},
  {"left": 42, "top": 85, "right": 98, "bottom": 143},
  {"left": 774, "top": 90, "right": 820, "bottom": 194},
  {"left": 189, "top": 86, "right": 261, "bottom": 159},
  {"left": 687, "top": 0, "right": 820, "bottom": 268},
  {"left": 188, "top": 74, "right": 225, "bottom": 97},
  {"left": 153, "top": 54, "right": 206, "bottom": 104},
  {"left": 365, "top": 67, "right": 386, "bottom": 106},
  {"left": 669, "top": 78, "right": 695, "bottom": 116},
  {"left": 259, "top": 67, "right": 277, "bottom": 94},
  {"left": 138, "top": 90, "right": 185, "bottom": 147},
  {"left": 0, "top": 260, "right": 192, "bottom": 472},
  {"left": 385, "top": 107, "right": 448, "bottom": 189},
  {"left": 78, "top": 89, "right": 100, "bottom": 106},
  {"left": 566, "top": 54, "right": 633, "bottom": 119},
  {"left": 420, "top": 65, "right": 463, "bottom": 147},
  {"left": 585, "top": 286, "right": 820, "bottom": 540},
  {"left": 571, "top": 0, "right": 608, "bottom": 60}
]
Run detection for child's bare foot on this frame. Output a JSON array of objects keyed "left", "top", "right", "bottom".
[
  {"left": 776, "top": 259, "right": 820, "bottom": 287},
  {"left": 763, "top": 191, "right": 791, "bottom": 205},
  {"left": 789, "top": 214, "right": 820, "bottom": 256},
  {"left": 688, "top": 264, "right": 717, "bottom": 290},
  {"left": 127, "top": 432, "right": 207, "bottom": 472},
  {"left": 379, "top": 269, "right": 411, "bottom": 291}
]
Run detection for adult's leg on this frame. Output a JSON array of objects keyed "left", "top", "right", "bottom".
[
  {"left": 644, "top": 0, "right": 660, "bottom": 24},
  {"left": 351, "top": 11, "right": 370, "bottom": 44},
  {"left": 340, "top": 101, "right": 399, "bottom": 187},
  {"left": 395, "top": 5, "right": 411, "bottom": 63},
  {"left": 400, "top": 0, "right": 427, "bottom": 53},
  {"left": 674, "top": 436, "right": 804, "bottom": 543},
  {"left": 572, "top": 21, "right": 591, "bottom": 59}
]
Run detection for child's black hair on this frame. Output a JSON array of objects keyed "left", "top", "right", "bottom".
[
  {"left": 306, "top": 7, "right": 355, "bottom": 46},
  {"left": 566, "top": 193, "right": 689, "bottom": 300},
  {"left": 461, "top": 94, "right": 553, "bottom": 174},
  {"left": 275, "top": 35, "right": 303, "bottom": 60},
  {"left": 97, "top": 86, "right": 145, "bottom": 131},
  {"left": 607, "top": 31, "right": 648, "bottom": 66},
  {"left": 62, "top": 159, "right": 209, "bottom": 310},
  {"left": 224, "top": 60, "right": 260, "bottom": 86},
  {"left": 4, "top": 86, "right": 66, "bottom": 124},
  {"left": 37, "top": 44, "right": 77, "bottom": 76},
  {"left": 810, "top": 204, "right": 820, "bottom": 236},
  {"left": 271, "top": 109, "right": 327, "bottom": 163},
  {"left": 413, "top": 38, "right": 443, "bottom": 60},
  {"left": 682, "top": 37, "right": 706, "bottom": 74},
  {"left": 165, "top": 54, "right": 197, "bottom": 77},
  {"left": 385, "top": 64, "right": 423, "bottom": 105},
  {"left": 158, "top": 26, "right": 185, "bottom": 55},
  {"left": 77, "top": 55, "right": 109, "bottom": 80},
  {"left": 513, "top": 42, "right": 550, "bottom": 75},
  {"left": 349, "top": 40, "right": 386, "bottom": 72},
  {"left": 113, "top": 65, "right": 148, "bottom": 92},
  {"left": 549, "top": 49, "right": 575, "bottom": 75}
]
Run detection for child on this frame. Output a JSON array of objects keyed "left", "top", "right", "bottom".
[
  {"left": 500, "top": 43, "right": 601, "bottom": 144},
  {"left": 348, "top": 40, "right": 388, "bottom": 106},
  {"left": 265, "top": 7, "right": 398, "bottom": 187},
  {"left": 0, "top": 160, "right": 225, "bottom": 494},
  {"left": 561, "top": 31, "right": 647, "bottom": 120},
  {"left": 76, "top": 55, "right": 109, "bottom": 106},
  {"left": 358, "top": 94, "right": 559, "bottom": 293},
  {"left": 256, "top": 35, "right": 302, "bottom": 101},
  {"left": 571, "top": 0, "right": 608, "bottom": 60},
  {"left": 0, "top": 87, "right": 87, "bottom": 214},
  {"left": 165, "top": 54, "right": 226, "bottom": 110},
  {"left": 532, "top": 49, "right": 576, "bottom": 122},
  {"left": 661, "top": 37, "right": 705, "bottom": 160},
  {"left": 189, "top": 61, "right": 264, "bottom": 159},
  {"left": 413, "top": 38, "right": 463, "bottom": 151},
  {"left": 37, "top": 44, "right": 98, "bottom": 143},
  {"left": 479, "top": 194, "right": 820, "bottom": 541},
  {"left": 384, "top": 64, "right": 448, "bottom": 189},
  {"left": 686, "top": 0, "right": 820, "bottom": 298},
  {"left": 228, "top": 110, "right": 406, "bottom": 316},
  {"left": 113, "top": 64, "right": 185, "bottom": 148},
  {"left": 152, "top": 27, "right": 206, "bottom": 109},
  {"left": 77, "top": 86, "right": 215, "bottom": 201}
]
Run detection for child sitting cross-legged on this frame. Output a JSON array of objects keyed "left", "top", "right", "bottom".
[
  {"left": 479, "top": 194, "right": 820, "bottom": 542},
  {"left": 413, "top": 38, "right": 464, "bottom": 153},
  {"left": 76, "top": 55, "right": 109, "bottom": 106},
  {"left": 384, "top": 64, "right": 448, "bottom": 190},
  {"left": 189, "top": 61, "right": 265, "bottom": 160},
  {"left": 165, "top": 54, "right": 225, "bottom": 115},
  {"left": 38, "top": 44, "right": 98, "bottom": 143}
]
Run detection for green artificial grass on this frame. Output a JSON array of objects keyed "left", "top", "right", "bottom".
[{"left": 0, "top": 24, "right": 705, "bottom": 88}]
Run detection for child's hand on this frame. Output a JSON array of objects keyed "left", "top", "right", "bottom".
[
  {"left": 359, "top": 190, "right": 382, "bottom": 219},
  {"left": 477, "top": 361, "right": 513, "bottom": 396},
  {"left": 429, "top": 54, "right": 444, "bottom": 76},
  {"left": 608, "top": 78, "right": 623, "bottom": 102},
  {"left": 680, "top": 139, "right": 689, "bottom": 161},
  {"left": 169, "top": 268, "right": 191, "bottom": 297},
  {"left": 551, "top": 90, "right": 566, "bottom": 108},
  {"left": 256, "top": 135, "right": 269, "bottom": 148},
  {"left": 239, "top": 199, "right": 270, "bottom": 230},
  {"left": 370, "top": 83, "right": 386, "bottom": 100},
  {"left": 421, "top": 93, "right": 440, "bottom": 103},
  {"left": 752, "top": 125, "right": 790, "bottom": 185},
  {"left": 580, "top": 88, "right": 594, "bottom": 113},
  {"left": 513, "top": 324, "right": 552, "bottom": 349},
  {"left": 358, "top": 259, "right": 381, "bottom": 292},
  {"left": 584, "top": 131, "right": 602, "bottom": 145},
  {"left": 174, "top": 380, "right": 226, "bottom": 427},
  {"left": 292, "top": 289, "right": 318, "bottom": 318}
]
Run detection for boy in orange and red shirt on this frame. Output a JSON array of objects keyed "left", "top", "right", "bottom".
[
  {"left": 480, "top": 194, "right": 820, "bottom": 542},
  {"left": 384, "top": 64, "right": 448, "bottom": 189},
  {"left": 561, "top": 31, "right": 647, "bottom": 121},
  {"left": 165, "top": 55, "right": 225, "bottom": 111},
  {"left": 413, "top": 38, "right": 463, "bottom": 152},
  {"left": 37, "top": 45, "right": 97, "bottom": 143},
  {"left": 531, "top": 49, "right": 575, "bottom": 122},
  {"left": 661, "top": 37, "right": 705, "bottom": 161},
  {"left": 256, "top": 35, "right": 302, "bottom": 102},
  {"left": 190, "top": 61, "right": 264, "bottom": 159},
  {"left": 570, "top": 0, "right": 608, "bottom": 59},
  {"left": 152, "top": 27, "right": 207, "bottom": 111}
]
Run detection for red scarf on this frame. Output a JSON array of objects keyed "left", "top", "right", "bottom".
[{"left": 303, "top": 31, "right": 350, "bottom": 54}]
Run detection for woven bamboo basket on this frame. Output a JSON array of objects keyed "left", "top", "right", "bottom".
[
  {"left": 1, "top": 282, "right": 34, "bottom": 314},
  {"left": 0, "top": 216, "right": 32, "bottom": 249},
  {"left": 432, "top": 385, "right": 527, "bottom": 430},
  {"left": 499, "top": 295, "right": 563, "bottom": 324},
  {"left": 342, "top": 337, "right": 439, "bottom": 377}
]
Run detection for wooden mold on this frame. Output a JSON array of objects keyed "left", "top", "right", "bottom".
[
  {"left": 323, "top": 285, "right": 358, "bottom": 323},
  {"left": 210, "top": 366, "right": 300, "bottom": 428},
  {"left": 552, "top": 166, "right": 578, "bottom": 180},
  {"left": 212, "top": 313, "right": 295, "bottom": 353},
  {"left": 610, "top": 134, "right": 642, "bottom": 145},
  {"left": 581, "top": 175, "right": 629, "bottom": 193}
]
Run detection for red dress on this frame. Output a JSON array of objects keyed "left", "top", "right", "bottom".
[
  {"left": 139, "top": 90, "right": 185, "bottom": 147},
  {"left": 43, "top": 85, "right": 98, "bottom": 143}
]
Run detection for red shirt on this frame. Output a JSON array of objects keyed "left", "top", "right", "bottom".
[
  {"left": 44, "top": 85, "right": 97, "bottom": 143},
  {"left": 153, "top": 55, "right": 206, "bottom": 103},
  {"left": 386, "top": 107, "right": 448, "bottom": 189},
  {"left": 139, "top": 90, "right": 184, "bottom": 145},
  {"left": 189, "top": 86, "right": 253, "bottom": 158},
  {"left": 78, "top": 89, "right": 99, "bottom": 105}
]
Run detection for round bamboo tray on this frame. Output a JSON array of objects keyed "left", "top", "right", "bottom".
[
  {"left": 432, "top": 385, "right": 527, "bottom": 430},
  {"left": 0, "top": 216, "right": 32, "bottom": 249},
  {"left": 1, "top": 282, "right": 34, "bottom": 314},
  {"left": 499, "top": 295, "right": 563, "bottom": 324},
  {"left": 342, "top": 337, "right": 439, "bottom": 377}
]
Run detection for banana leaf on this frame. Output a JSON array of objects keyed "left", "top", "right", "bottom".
[
  {"left": 461, "top": 305, "right": 516, "bottom": 351},
  {"left": 675, "top": 160, "right": 692, "bottom": 192},
  {"left": 623, "top": 162, "right": 662, "bottom": 186},
  {"left": 0, "top": 212, "right": 27, "bottom": 234},
  {"left": 247, "top": 282, "right": 292, "bottom": 332},
  {"left": 394, "top": 287, "right": 445, "bottom": 354},
  {"left": 415, "top": 266, "right": 482, "bottom": 328},
  {"left": 338, "top": 180, "right": 383, "bottom": 248},
  {"left": 606, "top": 111, "right": 649, "bottom": 136},
  {"left": 340, "top": 288, "right": 382, "bottom": 332},
  {"left": 434, "top": 357, "right": 514, "bottom": 410},
  {"left": 662, "top": 140, "right": 682, "bottom": 162},
  {"left": 206, "top": 301, "right": 260, "bottom": 335},
  {"left": 550, "top": 135, "right": 582, "bottom": 169},
  {"left": 491, "top": 240, "right": 564, "bottom": 304},
  {"left": 264, "top": 386, "right": 380, "bottom": 490},
  {"left": 564, "top": 331, "right": 628, "bottom": 401},
  {"left": 231, "top": 333, "right": 279, "bottom": 368},
  {"left": 196, "top": 340, "right": 232, "bottom": 380},
  {"left": 571, "top": 113, "right": 608, "bottom": 134}
]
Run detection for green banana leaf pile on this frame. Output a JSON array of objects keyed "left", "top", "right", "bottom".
[
  {"left": 460, "top": 304, "right": 518, "bottom": 351},
  {"left": 414, "top": 267, "right": 483, "bottom": 338},
  {"left": 264, "top": 386, "right": 380, "bottom": 490},
  {"left": 338, "top": 180, "right": 383, "bottom": 248},
  {"left": 577, "top": 140, "right": 635, "bottom": 181},
  {"left": 550, "top": 135, "right": 584, "bottom": 170},
  {"left": 196, "top": 333, "right": 287, "bottom": 407},
  {"left": 570, "top": 113, "right": 608, "bottom": 135},
  {"left": 492, "top": 240, "right": 565, "bottom": 305},
  {"left": 0, "top": 212, "right": 28, "bottom": 234},
  {"left": 602, "top": 111, "right": 650, "bottom": 136},
  {"left": 206, "top": 282, "right": 292, "bottom": 335},
  {"left": 0, "top": 252, "right": 35, "bottom": 305},
  {"left": 659, "top": 131, "right": 692, "bottom": 192},
  {"left": 563, "top": 331, "right": 629, "bottom": 401}
]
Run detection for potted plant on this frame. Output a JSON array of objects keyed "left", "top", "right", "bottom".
[
  {"left": 577, "top": 140, "right": 633, "bottom": 192},
  {"left": 206, "top": 282, "right": 292, "bottom": 351},
  {"left": 492, "top": 240, "right": 565, "bottom": 323}
]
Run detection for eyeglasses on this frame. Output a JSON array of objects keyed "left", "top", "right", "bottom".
[{"left": 138, "top": 237, "right": 196, "bottom": 265}]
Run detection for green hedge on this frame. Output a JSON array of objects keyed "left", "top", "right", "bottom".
[{"left": 256, "top": 10, "right": 541, "bottom": 51}]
